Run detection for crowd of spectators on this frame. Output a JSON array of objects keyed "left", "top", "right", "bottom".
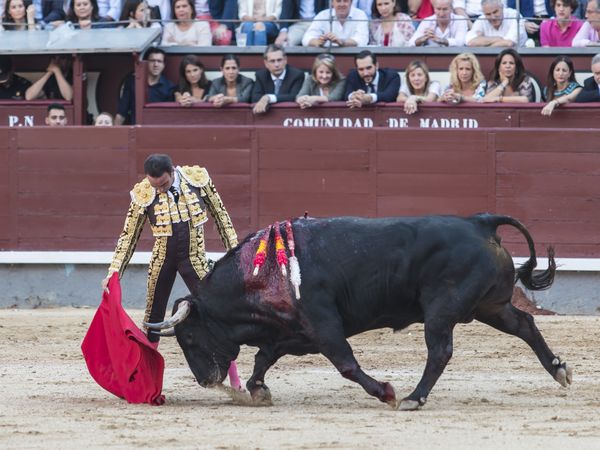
[
  {"left": 2, "top": 1, "right": 600, "bottom": 125},
  {"left": 103, "top": 44, "right": 600, "bottom": 122},
  {"left": 2, "top": 43, "right": 600, "bottom": 124},
  {"left": 1, "top": 0, "right": 600, "bottom": 47}
]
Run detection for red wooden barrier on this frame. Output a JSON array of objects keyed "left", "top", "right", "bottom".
[{"left": 0, "top": 126, "right": 597, "bottom": 258}]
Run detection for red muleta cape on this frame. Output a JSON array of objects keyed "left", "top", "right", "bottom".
[{"left": 81, "top": 273, "right": 165, "bottom": 405}]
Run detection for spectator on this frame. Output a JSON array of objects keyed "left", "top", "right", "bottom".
[
  {"left": 251, "top": 44, "right": 305, "bottom": 114},
  {"left": 572, "top": 0, "right": 600, "bottom": 45},
  {"left": 302, "top": 0, "right": 369, "bottom": 47},
  {"left": 507, "top": 0, "right": 554, "bottom": 44},
  {"left": 25, "top": 55, "right": 73, "bottom": 101},
  {"left": 237, "top": 0, "right": 282, "bottom": 45},
  {"left": 453, "top": 0, "right": 483, "bottom": 27},
  {"left": 575, "top": 53, "right": 600, "bottom": 101},
  {"left": 207, "top": 54, "right": 254, "bottom": 106},
  {"left": 345, "top": 50, "right": 400, "bottom": 108},
  {"left": 45, "top": 103, "right": 67, "bottom": 126},
  {"left": 541, "top": 55, "right": 582, "bottom": 115},
  {"left": 161, "top": 0, "right": 212, "bottom": 46},
  {"left": 396, "top": 60, "right": 441, "bottom": 114},
  {"left": 23, "top": 0, "right": 65, "bottom": 28},
  {"left": 175, "top": 54, "right": 211, "bottom": 106},
  {"left": 369, "top": 0, "right": 414, "bottom": 46},
  {"left": 0, "top": 55, "right": 31, "bottom": 100},
  {"left": 195, "top": 0, "right": 233, "bottom": 45},
  {"left": 119, "top": 0, "right": 162, "bottom": 28},
  {"left": 275, "top": 0, "right": 329, "bottom": 46},
  {"left": 207, "top": 0, "right": 238, "bottom": 37},
  {"left": 440, "top": 52, "right": 487, "bottom": 103},
  {"left": 409, "top": 0, "right": 467, "bottom": 46},
  {"left": 1, "top": 0, "right": 36, "bottom": 30},
  {"left": 540, "top": 0, "right": 583, "bottom": 46},
  {"left": 483, "top": 48, "right": 533, "bottom": 103},
  {"left": 466, "top": 0, "right": 527, "bottom": 47},
  {"left": 411, "top": 0, "right": 434, "bottom": 19},
  {"left": 296, "top": 54, "right": 346, "bottom": 108},
  {"left": 115, "top": 47, "right": 176, "bottom": 124},
  {"left": 97, "top": 0, "right": 122, "bottom": 21},
  {"left": 94, "top": 111, "right": 114, "bottom": 125},
  {"left": 65, "top": 0, "right": 113, "bottom": 28}
]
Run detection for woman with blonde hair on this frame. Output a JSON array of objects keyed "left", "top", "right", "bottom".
[
  {"left": 296, "top": 54, "right": 346, "bottom": 109},
  {"left": 440, "top": 53, "right": 487, "bottom": 104},
  {"left": 396, "top": 60, "right": 441, "bottom": 114}
]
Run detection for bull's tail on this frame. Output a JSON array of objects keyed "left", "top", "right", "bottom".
[{"left": 479, "top": 214, "right": 556, "bottom": 291}]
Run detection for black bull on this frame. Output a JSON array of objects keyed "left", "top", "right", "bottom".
[{"left": 146, "top": 214, "right": 572, "bottom": 410}]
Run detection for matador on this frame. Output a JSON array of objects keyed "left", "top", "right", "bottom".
[{"left": 103, "top": 154, "right": 241, "bottom": 386}]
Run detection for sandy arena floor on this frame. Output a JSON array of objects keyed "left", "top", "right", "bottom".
[{"left": 0, "top": 308, "right": 599, "bottom": 450}]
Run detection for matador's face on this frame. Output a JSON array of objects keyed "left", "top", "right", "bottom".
[{"left": 147, "top": 170, "right": 174, "bottom": 193}]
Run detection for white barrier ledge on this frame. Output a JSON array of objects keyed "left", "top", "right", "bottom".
[
  {"left": 0, "top": 252, "right": 599, "bottom": 271},
  {"left": 0, "top": 251, "right": 224, "bottom": 265}
]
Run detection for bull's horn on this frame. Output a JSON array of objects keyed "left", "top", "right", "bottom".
[
  {"left": 149, "top": 329, "right": 176, "bottom": 337},
  {"left": 143, "top": 300, "right": 191, "bottom": 329}
]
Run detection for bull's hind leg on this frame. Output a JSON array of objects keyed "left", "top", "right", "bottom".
[
  {"left": 475, "top": 302, "right": 572, "bottom": 387},
  {"left": 399, "top": 318, "right": 456, "bottom": 411}
]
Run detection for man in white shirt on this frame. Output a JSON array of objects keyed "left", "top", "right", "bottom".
[
  {"left": 572, "top": 0, "right": 600, "bottom": 46},
  {"left": 409, "top": 0, "right": 467, "bottom": 46},
  {"left": 466, "top": 0, "right": 527, "bottom": 46},
  {"left": 302, "top": 0, "right": 369, "bottom": 47}
]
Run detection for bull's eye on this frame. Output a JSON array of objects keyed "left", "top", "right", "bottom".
[{"left": 183, "top": 332, "right": 194, "bottom": 345}]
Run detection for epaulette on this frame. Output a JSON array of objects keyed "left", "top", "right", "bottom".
[
  {"left": 130, "top": 178, "right": 156, "bottom": 207},
  {"left": 179, "top": 165, "right": 210, "bottom": 188}
]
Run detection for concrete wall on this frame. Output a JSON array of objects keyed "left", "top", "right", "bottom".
[{"left": 1, "top": 263, "right": 598, "bottom": 315}]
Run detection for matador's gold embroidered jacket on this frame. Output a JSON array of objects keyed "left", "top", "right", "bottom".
[{"left": 107, "top": 165, "right": 238, "bottom": 282}]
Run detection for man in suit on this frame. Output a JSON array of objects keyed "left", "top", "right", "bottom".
[
  {"left": 575, "top": 53, "right": 600, "bottom": 102},
  {"left": 275, "top": 0, "right": 330, "bottom": 46},
  {"left": 345, "top": 50, "right": 400, "bottom": 108},
  {"left": 251, "top": 44, "right": 306, "bottom": 114}
]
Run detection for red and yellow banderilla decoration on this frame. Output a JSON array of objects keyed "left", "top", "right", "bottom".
[
  {"left": 252, "top": 225, "right": 271, "bottom": 276},
  {"left": 273, "top": 221, "right": 288, "bottom": 277},
  {"left": 251, "top": 220, "right": 302, "bottom": 300}
]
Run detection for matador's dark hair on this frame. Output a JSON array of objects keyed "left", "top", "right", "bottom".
[{"left": 144, "top": 154, "right": 173, "bottom": 177}]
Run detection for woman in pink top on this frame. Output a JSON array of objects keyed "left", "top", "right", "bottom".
[{"left": 540, "top": 0, "right": 582, "bottom": 46}]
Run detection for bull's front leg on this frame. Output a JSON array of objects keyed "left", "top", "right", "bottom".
[
  {"left": 313, "top": 322, "right": 398, "bottom": 408},
  {"left": 247, "top": 347, "right": 279, "bottom": 406}
]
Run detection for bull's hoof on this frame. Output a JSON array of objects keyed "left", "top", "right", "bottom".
[
  {"left": 250, "top": 386, "right": 273, "bottom": 407},
  {"left": 381, "top": 382, "right": 399, "bottom": 409},
  {"left": 398, "top": 397, "right": 426, "bottom": 411},
  {"left": 553, "top": 359, "right": 573, "bottom": 387}
]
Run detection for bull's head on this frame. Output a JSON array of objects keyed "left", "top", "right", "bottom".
[{"left": 145, "top": 295, "right": 239, "bottom": 388}]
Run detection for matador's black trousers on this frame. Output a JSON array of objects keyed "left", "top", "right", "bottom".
[{"left": 146, "top": 221, "right": 203, "bottom": 342}]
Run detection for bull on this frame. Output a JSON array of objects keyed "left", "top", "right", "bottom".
[{"left": 145, "top": 214, "right": 572, "bottom": 410}]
